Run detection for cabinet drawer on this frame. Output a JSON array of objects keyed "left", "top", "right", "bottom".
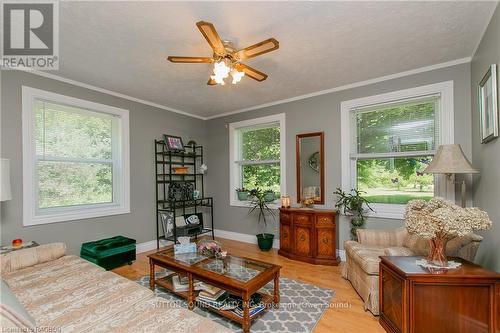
[
  {"left": 316, "top": 214, "right": 334, "bottom": 226},
  {"left": 280, "top": 212, "right": 291, "bottom": 223},
  {"left": 293, "top": 214, "right": 312, "bottom": 225}
]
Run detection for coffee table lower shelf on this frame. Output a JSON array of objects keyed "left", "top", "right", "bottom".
[{"left": 153, "top": 274, "right": 274, "bottom": 323}]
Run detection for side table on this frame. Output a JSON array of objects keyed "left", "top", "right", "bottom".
[{"left": 379, "top": 256, "right": 500, "bottom": 333}]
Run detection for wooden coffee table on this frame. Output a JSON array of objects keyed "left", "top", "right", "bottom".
[{"left": 148, "top": 248, "right": 281, "bottom": 333}]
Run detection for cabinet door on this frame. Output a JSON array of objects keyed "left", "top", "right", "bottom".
[
  {"left": 280, "top": 223, "right": 291, "bottom": 252},
  {"left": 316, "top": 227, "right": 335, "bottom": 258},
  {"left": 380, "top": 266, "right": 404, "bottom": 333},
  {"left": 294, "top": 226, "right": 313, "bottom": 257}
]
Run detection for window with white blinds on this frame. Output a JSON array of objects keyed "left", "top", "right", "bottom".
[
  {"left": 22, "top": 87, "right": 130, "bottom": 226},
  {"left": 340, "top": 82, "right": 454, "bottom": 219}
]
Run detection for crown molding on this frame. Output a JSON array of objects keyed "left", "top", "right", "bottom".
[
  {"left": 4, "top": 68, "right": 206, "bottom": 120},
  {"left": 205, "top": 57, "right": 471, "bottom": 120},
  {"left": 6, "top": 56, "right": 471, "bottom": 121}
]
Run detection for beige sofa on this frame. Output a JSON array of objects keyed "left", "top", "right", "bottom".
[
  {"left": 0, "top": 243, "right": 232, "bottom": 333},
  {"left": 341, "top": 228, "right": 483, "bottom": 315}
]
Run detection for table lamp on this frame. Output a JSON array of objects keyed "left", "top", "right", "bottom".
[
  {"left": 424, "top": 144, "right": 478, "bottom": 207},
  {"left": 1, "top": 158, "right": 12, "bottom": 201}
]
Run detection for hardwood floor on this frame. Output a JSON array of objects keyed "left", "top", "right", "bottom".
[{"left": 113, "top": 237, "right": 385, "bottom": 333}]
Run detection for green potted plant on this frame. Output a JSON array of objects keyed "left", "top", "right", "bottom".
[
  {"left": 235, "top": 188, "right": 250, "bottom": 201},
  {"left": 263, "top": 190, "right": 276, "bottom": 203},
  {"left": 334, "top": 188, "right": 374, "bottom": 240},
  {"left": 248, "top": 188, "right": 276, "bottom": 251}
]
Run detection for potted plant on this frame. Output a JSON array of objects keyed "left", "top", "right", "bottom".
[
  {"left": 248, "top": 188, "right": 276, "bottom": 251},
  {"left": 263, "top": 190, "right": 276, "bottom": 203},
  {"left": 334, "top": 188, "right": 374, "bottom": 240},
  {"left": 235, "top": 188, "right": 250, "bottom": 201}
]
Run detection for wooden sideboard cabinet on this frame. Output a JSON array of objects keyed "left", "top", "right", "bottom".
[
  {"left": 278, "top": 208, "right": 340, "bottom": 266},
  {"left": 379, "top": 256, "right": 500, "bottom": 333}
]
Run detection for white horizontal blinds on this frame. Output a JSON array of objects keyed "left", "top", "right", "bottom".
[
  {"left": 236, "top": 122, "right": 280, "bottom": 165},
  {"left": 351, "top": 94, "right": 440, "bottom": 159},
  {"left": 34, "top": 99, "right": 115, "bottom": 209}
]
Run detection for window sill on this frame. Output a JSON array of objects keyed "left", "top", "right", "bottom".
[
  {"left": 363, "top": 203, "right": 406, "bottom": 220},
  {"left": 23, "top": 205, "right": 130, "bottom": 226},
  {"left": 230, "top": 200, "right": 280, "bottom": 210}
]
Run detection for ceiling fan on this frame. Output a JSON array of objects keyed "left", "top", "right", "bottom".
[{"left": 167, "top": 21, "right": 279, "bottom": 86}]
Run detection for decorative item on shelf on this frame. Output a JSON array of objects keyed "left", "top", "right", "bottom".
[
  {"left": 478, "top": 64, "right": 498, "bottom": 143},
  {"left": 163, "top": 134, "right": 185, "bottom": 152},
  {"left": 248, "top": 188, "right": 276, "bottom": 251},
  {"left": 405, "top": 197, "right": 491, "bottom": 267},
  {"left": 280, "top": 195, "right": 291, "bottom": 208},
  {"left": 172, "top": 166, "right": 189, "bottom": 174},
  {"left": 199, "top": 163, "right": 208, "bottom": 175},
  {"left": 160, "top": 212, "right": 175, "bottom": 238},
  {"left": 235, "top": 188, "right": 250, "bottom": 201},
  {"left": 1, "top": 158, "right": 12, "bottom": 201},
  {"left": 186, "top": 140, "right": 197, "bottom": 147},
  {"left": 334, "top": 188, "right": 374, "bottom": 240},
  {"left": 197, "top": 239, "right": 222, "bottom": 258},
  {"left": 424, "top": 144, "right": 479, "bottom": 207},
  {"left": 184, "top": 212, "right": 202, "bottom": 225},
  {"left": 193, "top": 189, "right": 201, "bottom": 199},
  {"left": 168, "top": 182, "right": 195, "bottom": 201}
]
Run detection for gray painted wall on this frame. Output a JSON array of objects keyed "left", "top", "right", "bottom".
[
  {"left": 0, "top": 70, "right": 206, "bottom": 254},
  {"left": 471, "top": 4, "right": 500, "bottom": 272},
  {"left": 206, "top": 63, "right": 472, "bottom": 249}
]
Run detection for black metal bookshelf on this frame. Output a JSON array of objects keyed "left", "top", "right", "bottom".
[{"left": 155, "top": 140, "right": 214, "bottom": 249}]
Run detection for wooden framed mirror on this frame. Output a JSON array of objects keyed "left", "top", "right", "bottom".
[{"left": 296, "top": 132, "right": 324, "bottom": 204}]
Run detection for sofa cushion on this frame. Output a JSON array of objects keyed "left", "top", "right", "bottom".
[
  {"left": 1, "top": 243, "right": 66, "bottom": 275},
  {"left": 0, "top": 280, "right": 36, "bottom": 331},
  {"left": 403, "top": 234, "right": 429, "bottom": 255},
  {"left": 344, "top": 241, "right": 385, "bottom": 275},
  {"left": 384, "top": 247, "right": 415, "bottom": 256}
]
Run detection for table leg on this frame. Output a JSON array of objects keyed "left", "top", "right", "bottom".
[
  {"left": 242, "top": 292, "right": 250, "bottom": 333},
  {"left": 149, "top": 259, "right": 155, "bottom": 291},
  {"left": 274, "top": 271, "right": 280, "bottom": 307},
  {"left": 187, "top": 273, "right": 194, "bottom": 310}
]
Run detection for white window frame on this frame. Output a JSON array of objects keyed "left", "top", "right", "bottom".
[
  {"left": 22, "top": 86, "right": 130, "bottom": 226},
  {"left": 340, "top": 81, "right": 455, "bottom": 219},
  {"left": 229, "top": 113, "right": 286, "bottom": 208}
]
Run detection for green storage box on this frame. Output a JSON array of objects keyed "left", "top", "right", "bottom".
[{"left": 80, "top": 236, "right": 136, "bottom": 270}]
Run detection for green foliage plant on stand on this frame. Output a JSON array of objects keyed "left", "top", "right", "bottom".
[
  {"left": 334, "top": 188, "right": 374, "bottom": 240},
  {"left": 248, "top": 188, "right": 276, "bottom": 251}
]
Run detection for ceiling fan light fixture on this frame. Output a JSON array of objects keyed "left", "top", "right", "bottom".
[{"left": 231, "top": 68, "right": 245, "bottom": 84}]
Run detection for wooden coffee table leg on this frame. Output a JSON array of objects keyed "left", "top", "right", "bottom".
[
  {"left": 149, "top": 259, "right": 155, "bottom": 291},
  {"left": 187, "top": 273, "right": 194, "bottom": 310},
  {"left": 242, "top": 292, "right": 250, "bottom": 333},
  {"left": 274, "top": 271, "right": 280, "bottom": 306}
]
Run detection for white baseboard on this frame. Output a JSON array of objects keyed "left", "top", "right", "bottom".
[
  {"left": 136, "top": 239, "right": 172, "bottom": 254},
  {"left": 214, "top": 229, "right": 280, "bottom": 249}
]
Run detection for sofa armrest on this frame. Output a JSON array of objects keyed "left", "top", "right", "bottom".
[
  {"left": 356, "top": 228, "right": 408, "bottom": 247},
  {"left": 447, "top": 233, "right": 483, "bottom": 262},
  {"left": 0, "top": 243, "right": 66, "bottom": 275}
]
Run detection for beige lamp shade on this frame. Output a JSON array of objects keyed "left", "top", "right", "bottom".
[
  {"left": 424, "top": 144, "right": 478, "bottom": 175},
  {"left": 1, "top": 158, "right": 12, "bottom": 201}
]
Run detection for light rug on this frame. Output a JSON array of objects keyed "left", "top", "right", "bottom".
[{"left": 136, "top": 272, "right": 334, "bottom": 333}]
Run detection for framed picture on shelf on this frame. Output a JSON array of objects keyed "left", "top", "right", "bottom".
[
  {"left": 478, "top": 64, "right": 498, "bottom": 143},
  {"left": 184, "top": 212, "right": 203, "bottom": 226},
  {"left": 160, "top": 212, "right": 175, "bottom": 238},
  {"left": 164, "top": 134, "right": 185, "bottom": 152}
]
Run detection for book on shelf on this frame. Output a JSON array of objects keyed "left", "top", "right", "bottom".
[
  {"left": 196, "top": 291, "right": 230, "bottom": 310},
  {"left": 171, "top": 275, "right": 203, "bottom": 292}
]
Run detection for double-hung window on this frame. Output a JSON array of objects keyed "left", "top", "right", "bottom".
[
  {"left": 341, "top": 82, "right": 454, "bottom": 219},
  {"left": 22, "top": 86, "right": 130, "bottom": 226},
  {"left": 229, "top": 114, "right": 286, "bottom": 206}
]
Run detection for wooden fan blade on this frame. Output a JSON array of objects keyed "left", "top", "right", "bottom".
[
  {"left": 207, "top": 78, "right": 217, "bottom": 85},
  {"left": 236, "top": 38, "right": 279, "bottom": 60},
  {"left": 196, "top": 21, "right": 225, "bottom": 55},
  {"left": 167, "top": 56, "right": 212, "bottom": 63},
  {"left": 235, "top": 63, "right": 268, "bottom": 82}
]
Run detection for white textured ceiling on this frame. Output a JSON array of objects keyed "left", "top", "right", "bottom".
[{"left": 54, "top": 1, "right": 497, "bottom": 118}]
